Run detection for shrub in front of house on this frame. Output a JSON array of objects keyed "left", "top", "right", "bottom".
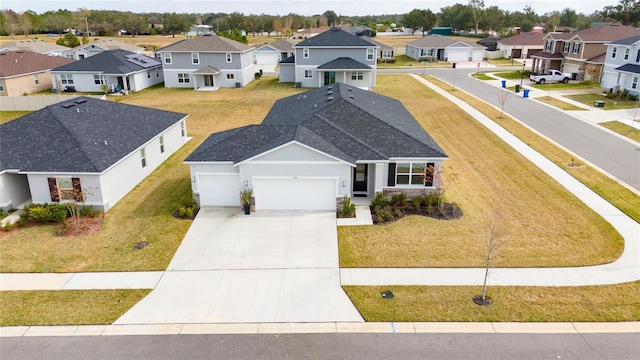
[
  {"left": 370, "top": 191, "right": 462, "bottom": 224},
  {"left": 24, "top": 203, "right": 68, "bottom": 223}
]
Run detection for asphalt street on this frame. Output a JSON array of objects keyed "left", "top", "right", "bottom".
[
  {"left": 380, "top": 67, "right": 640, "bottom": 192},
  {"left": 3, "top": 333, "right": 640, "bottom": 360}
]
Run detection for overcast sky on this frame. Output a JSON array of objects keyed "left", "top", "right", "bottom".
[{"left": 2, "top": 0, "right": 617, "bottom": 16}]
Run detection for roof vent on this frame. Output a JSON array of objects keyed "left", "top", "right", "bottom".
[
  {"left": 327, "top": 96, "right": 334, "bottom": 102},
  {"left": 347, "top": 87, "right": 352, "bottom": 91},
  {"left": 327, "top": 90, "right": 333, "bottom": 95},
  {"left": 75, "top": 99, "right": 87, "bottom": 104},
  {"left": 349, "top": 95, "right": 355, "bottom": 99},
  {"left": 326, "top": 86, "right": 333, "bottom": 90},
  {"left": 61, "top": 103, "right": 75, "bottom": 108},
  {"left": 76, "top": 108, "right": 80, "bottom": 113}
]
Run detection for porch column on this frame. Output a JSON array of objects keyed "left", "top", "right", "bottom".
[{"left": 374, "top": 162, "right": 385, "bottom": 193}]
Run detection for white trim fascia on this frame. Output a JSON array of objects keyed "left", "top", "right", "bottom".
[
  {"left": 197, "top": 172, "right": 239, "bottom": 176},
  {"left": 244, "top": 160, "right": 344, "bottom": 165},
  {"left": 18, "top": 171, "right": 100, "bottom": 176},
  {"left": 389, "top": 157, "right": 448, "bottom": 161},
  {"left": 234, "top": 140, "right": 354, "bottom": 167},
  {"left": 356, "top": 160, "right": 389, "bottom": 163},
  {"left": 184, "top": 161, "right": 235, "bottom": 165}
]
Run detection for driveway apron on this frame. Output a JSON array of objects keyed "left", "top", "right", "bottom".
[{"left": 115, "top": 208, "right": 363, "bottom": 324}]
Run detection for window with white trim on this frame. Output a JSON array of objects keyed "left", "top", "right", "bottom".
[
  {"left": 93, "top": 75, "right": 104, "bottom": 85},
  {"left": 180, "top": 121, "right": 185, "bottom": 137},
  {"left": 147, "top": 70, "right": 151, "bottom": 78},
  {"left": 563, "top": 42, "right": 570, "bottom": 52},
  {"left": 545, "top": 40, "right": 552, "bottom": 51},
  {"left": 351, "top": 71, "right": 363, "bottom": 80},
  {"left": 624, "top": 48, "right": 630, "bottom": 60},
  {"left": 226, "top": 53, "right": 232, "bottom": 63},
  {"left": 395, "top": 162, "right": 435, "bottom": 186},
  {"left": 572, "top": 42, "right": 580, "bottom": 54},
  {"left": 140, "top": 148, "right": 146, "bottom": 168},
  {"left": 303, "top": 48, "right": 309, "bottom": 58},
  {"left": 60, "top": 74, "right": 74, "bottom": 84},
  {"left": 633, "top": 76, "right": 638, "bottom": 89},
  {"left": 47, "top": 177, "right": 82, "bottom": 202},
  {"left": 226, "top": 73, "right": 235, "bottom": 80},
  {"left": 304, "top": 70, "right": 313, "bottom": 79},
  {"left": 164, "top": 53, "right": 172, "bottom": 64},
  {"left": 612, "top": 46, "right": 617, "bottom": 59},
  {"left": 159, "top": 135, "right": 165, "bottom": 153},
  {"left": 0, "top": 80, "right": 4, "bottom": 91},
  {"left": 367, "top": 48, "right": 374, "bottom": 60},
  {"left": 192, "top": 53, "right": 199, "bottom": 64},
  {"left": 382, "top": 50, "right": 392, "bottom": 58},
  {"left": 178, "top": 73, "right": 190, "bottom": 83},
  {"left": 156, "top": 68, "right": 159, "bottom": 77},
  {"left": 34, "top": 74, "right": 39, "bottom": 85}
]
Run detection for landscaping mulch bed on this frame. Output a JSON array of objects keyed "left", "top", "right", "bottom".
[
  {"left": 371, "top": 202, "right": 463, "bottom": 225},
  {"left": 58, "top": 213, "right": 105, "bottom": 237}
]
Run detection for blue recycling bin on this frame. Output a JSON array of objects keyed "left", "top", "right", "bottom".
[
  {"left": 501, "top": 80, "right": 506, "bottom": 88},
  {"left": 523, "top": 89, "right": 531, "bottom": 98}
]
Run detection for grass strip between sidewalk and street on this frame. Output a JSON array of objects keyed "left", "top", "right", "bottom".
[
  {"left": 599, "top": 121, "right": 640, "bottom": 143},
  {"left": 535, "top": 96, "right": 587, "bottom": 111},
  {"left": 0, "top": 290, "right": 150, "bottom": 326},
  {"left": 425, "top": 75, "right": 640, "bottom": 223},
  {"left": 343, "top": 281, "right": 640, "bottom": 322}
]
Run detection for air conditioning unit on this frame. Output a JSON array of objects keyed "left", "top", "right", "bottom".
[
  {"left": 295, "top": 82, "right": 302, "bottom": 88},
  {"left": 235, "top": 82, "right": 241, "bottom": 88}
]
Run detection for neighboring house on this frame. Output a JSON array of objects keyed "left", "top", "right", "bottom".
[
  {"left": 279, "top": 27, "right": 378, "bottom": 89},
  {"left": 50, "top": 49, "right": 164, "bottom": 93},
  {"left": 0, "top": 40, "right": 69, "bottom": 57},
  {"left": 253, "top": 38, "right": 296, "bottom": 75},
  {"left": 187, "top": 24, "right": 213, "bottom": 37},
  {"left": 155, "top": 34, "right": 255, "bottom": 90},
  {"left": 601, "top": 35, "right": 640, "bottom": 94},
  {"left": 0, "top": 97, "right": 188, "bottom": 212},
  {"left": 185, "top": 83, "right": 447, "bottom": 211},
  {"left": 405, "top": 35, "right": 485, "bottom": 62},
  {"left": 62, "top": 39, "right": 144, "bottom": 60},
  {"left": 340, "top": 24, "right": 373, "bottom": 37},
  {"left": 294, "top": 27, "right": 328, "bottom": 39},
  {"left": 531, "top": 23, "right": 640, "bottom": 81},
  {"left": 361, "top": 36, "right": 394, "bottom": 61},
  {"left": 0, "top": 50, "right": 74, "bottom": 96},
  {"left": 496, "top": 32, "right": 546, "bottom": 59}
]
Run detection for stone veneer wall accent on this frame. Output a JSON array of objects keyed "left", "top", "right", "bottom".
[
  {"left": 336, "top": 196, "right": 345, "bottom": 211},
  {"left": 382, "top": 188, "right": 434, "bottom": 199}
]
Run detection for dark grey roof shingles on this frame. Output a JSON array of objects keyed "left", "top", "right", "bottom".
[
  {"left": 614, "top": 63, "right": 640, "bottom": 74},
  {"left": 295, "top": 28, "right": 377, "bottom": 47},
  {"left": 186, "top": 83, "right": 447, "bottom": 164},
  {"left": 1, "top": 97, "right": 187, "bottom": 173},
  {"left": 317, "top": 57, "right": 371, "bottom": 70},
  {"left": 610, "top": 35, "right": 640, "bottom": 45},
  {"left": 51, "top": 49, "right": 160, "bottom": 74}
]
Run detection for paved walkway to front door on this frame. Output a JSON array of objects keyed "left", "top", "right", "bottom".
[{"left": 115, "top": 208, "right": 363, "bottom": 324}]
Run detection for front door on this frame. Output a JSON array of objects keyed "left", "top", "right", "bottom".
[
  {"left": 353, "top": 164, "right": 368, "bottom": 196},
  {"left": 204, "top": 75, "right": 214, "bottom": 87},
  {"left": 323, "top": 71, "right": 336, "bottom": 86}
]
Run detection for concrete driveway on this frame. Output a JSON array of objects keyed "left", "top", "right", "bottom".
[{"left": 115, "top": 208, "right": 363, "bottom": 324}]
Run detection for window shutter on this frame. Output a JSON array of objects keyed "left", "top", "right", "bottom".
[
  {"left": 72, "top": 178, "right": 83, "bottom": 202},
  {"left": 387, "top": 163, "right": 396, "bottom": 186},
  {"left": 48, "top": 178, "right": 60, "bottom": 202}
]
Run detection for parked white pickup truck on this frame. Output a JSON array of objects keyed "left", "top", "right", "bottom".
[{"left": 529, "top": 70, "right": 571, "bottom": 84}]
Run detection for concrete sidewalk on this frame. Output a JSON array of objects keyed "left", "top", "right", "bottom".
[{"left": 340, "top": 74, "right": 640, "bottom": 287}]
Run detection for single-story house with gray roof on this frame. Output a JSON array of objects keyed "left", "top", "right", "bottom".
[
  {"left": 406, "top": 35, "right": 485, "bottom": 62},
  {"left": 185, "top": 82, "right": 447, "bottom": 211},
  {"left": 0, "top": 97, "right": 188, "bottom": 212},
  {"left": 50, "top": 49, "right": 163, "bottom": 93}
]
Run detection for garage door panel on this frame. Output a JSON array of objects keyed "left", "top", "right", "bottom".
[
  {"left": 255, "top": 178, "right": 336, "bottom": 211},
  {"left": 447, "top": 51, "right": 468, "bottom": 62},
  {"left": 199, "top": 174, "right": 240, "bottom": 206}
]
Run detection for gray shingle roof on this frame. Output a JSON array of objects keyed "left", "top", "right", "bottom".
[
  {"left": 614, "top": 63, "right": 640, "bottom": 74},
  {"left": 407, "top": 35, "right": 456, "bottom": 48},
  {"left": 50, "top": 49, "right": 160, "bottom": 74},
  {"left": 610, "top": 35, "right": 640, "bottom": 45},
  {"left": 317, "top": 57, "right": 371, "bottom": 70},
  {"left": 262, "top": 38, "right": 296, "bottom": 52},
  {"left": 295, "top": 27, "right": 377, "bottom": 47},
  {"left": 0, "top": 97, "right": 187, "bottom": 173},
  {"left": 186, "top": 83, "right": 447, "bottom": 164},
  {"left": 279, "top": 55, "right": 295, "bottom": 64},
  {"left": 156, "top": 35, "right": 254, "bottom": 53}
]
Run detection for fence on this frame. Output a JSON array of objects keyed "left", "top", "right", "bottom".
[{"left": 0, "top": 94, "right": 106, "bottom": 111}]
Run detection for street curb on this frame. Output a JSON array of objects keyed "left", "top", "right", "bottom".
[{"left": 1, "top": 322, "right": 638, "bottom": 337}]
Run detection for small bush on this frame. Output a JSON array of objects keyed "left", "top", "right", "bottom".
[
  {"left": 371, "top": 192, "right": 389, "bottom": 209},
  {"left": 16, "top": 216, "right": 27, "bottom": 227},
  {"left": 24, "top": 203, "right": 68, "bottom": 223},
  {"left": 390, "top": 192, "right": 407, "bottom": 206},
  {"left": 80, "top": 206, "right": 98, "bottom": 218},
  {"left": 3, "top": 222, "right": 13, "bottom": 231},
  {"left": 337, "top": 196, "right": 356, "bottom": 218}
]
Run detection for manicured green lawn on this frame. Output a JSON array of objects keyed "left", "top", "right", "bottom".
[
  {"left": 600, "top": 121, "right": 640, "bottom": 142},
  {"left": 566, "top": 94, "right": 640, "bottom": 110},
  {"left": 344, "top": 281, "right": 640, "bottom": 322},
  {"left": 486, "top": 58, "right": 519, "bottom": 66},
  {"left": 536, "top": 96, "right": 587, "bottom": 110},
  {"left": 0, "top": 290, "right": 150, "bottom": 326},
  {"left": 471, "top": 72, "right": 495, "bottom": 80},
  {"left": 530, "top": 82, "right": 600, "bottom": 90},
  {"left": 493, "top": 71, "right": 528, "bottom": 80}
]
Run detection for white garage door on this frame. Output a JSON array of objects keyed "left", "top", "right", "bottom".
[
  {"left": 198, "top": 174, "right": 240, "bottom": 206},
  {"left": 255, "top": 53, "right": 279, "bottom": 65},
  {"left": 254, "top": 178, "right": 336, "bottom": 211},
  {"left": 447, "top": 50, "right": 470, "bottom": 62}
]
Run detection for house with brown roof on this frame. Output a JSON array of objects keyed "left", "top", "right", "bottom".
[
  {"left": 0, "top": 50, "right": 74, "bottom": 96},
  {"left": 0, "top": 40, "right": 69, "bottom": 57},
  {"left": 155, "top": 34, "right": 255, "bottom": 90},
  {"left": 496, "top": 32, "right": 546, "bottom": 59},
  {"left": 531, "top": 24, "right": 640, "bottom": 82}
]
